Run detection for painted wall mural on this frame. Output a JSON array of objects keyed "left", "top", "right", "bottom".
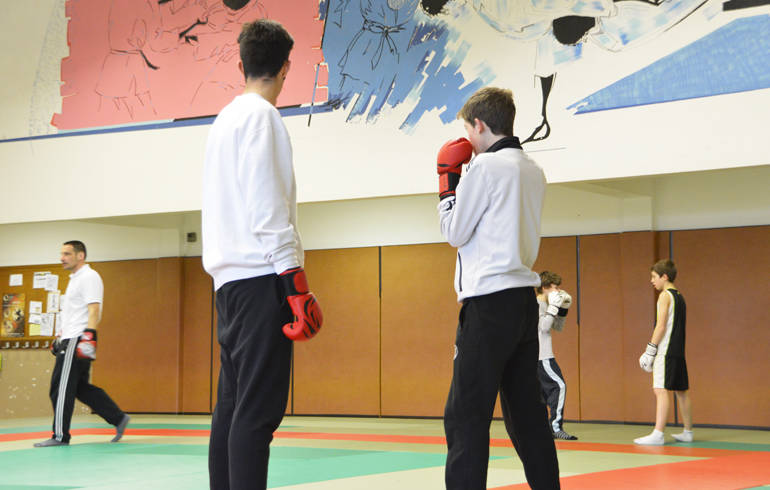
[
  {"left": 51, "top": 0, "right": 325, "bottom": 130},
  {"left": 45, "top": 0, "right": 770, "bottom": 143}
]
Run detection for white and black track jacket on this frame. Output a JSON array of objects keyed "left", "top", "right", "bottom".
[
  {"left": 439, "top": 137, "right": 546, "bottom": 302},
  {"left": 202, "top": 93, "right": 302, "bottom": 291}
]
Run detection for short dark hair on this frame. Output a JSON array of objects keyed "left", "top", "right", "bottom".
[
  {"left": 238, "top": 19, "right": 294, "bottom": 81},
  {"left": 537, "top": 271, "right": 562, "bottom": 294},
  {"left": 651, "top": 259, "right": 677, "bottom": 282},
  {"left": 457, "top": 87, "right": 515, "bottom": 137},
  {"left": 63, "top": 240, "right": 87, "bottom": 259}
]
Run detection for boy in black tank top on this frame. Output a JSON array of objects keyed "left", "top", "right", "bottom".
[{"left": 635, "top": 259, "right": 694, "bottom": 445}]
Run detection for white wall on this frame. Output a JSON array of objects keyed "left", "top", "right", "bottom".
[
  {"left": 1, "top": 165, "right": 767, "bottom": 267},
  {"left": 1, "top": 3, "right": 769, "bottom": 225}
]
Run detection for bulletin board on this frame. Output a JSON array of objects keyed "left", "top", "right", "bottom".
[{"left": 0, "top": 264, "right": 64, "bottom": 349}]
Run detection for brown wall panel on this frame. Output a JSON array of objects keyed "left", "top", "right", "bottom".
[
  {"left": 294, "top": 248, "right": 380, "bottom": 415},
  {"left": 91, "top": 259, "right": 182, "bottom": 412},
  {"left": 533, "top": 236, "right": 580, "bottom": 421},
  {"left": 181, "top": 257, "right": 213, "bottom": 413},
  {"left": 673, "top": 226, "right": 770, "bottom": 427},
  {"left": 380, "top": 243, "right": 460, "bottom": 417},
  {"left": 578, "top": 234, "right": 625, "bottom": 421},
  {"left": 619, "top": 232, "right": 660, "bottom": 423}
]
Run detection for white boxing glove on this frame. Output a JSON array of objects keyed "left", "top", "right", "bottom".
[
  {"left": 546, "top": 290, "right": 563, "bottom": 316},
  {"left": 639, "top": 343, "right": 657, "bottom": 372},
  {"left": 557, "top": 291, "right": 572, "bottom": 317}
]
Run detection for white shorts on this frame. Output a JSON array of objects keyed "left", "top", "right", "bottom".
[{"left": 652, "top": 354, "right": 666, "bottom": 389}]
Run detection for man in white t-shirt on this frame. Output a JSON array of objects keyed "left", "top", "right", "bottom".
[{"left": 34, "top": 240, "right": 129, "bottom": 447}]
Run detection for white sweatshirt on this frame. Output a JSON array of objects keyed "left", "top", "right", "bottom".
[
  {"left": 202, "top": 93, "right": 302, "bottom": 290},
  {"left": 439, "top": 141, "right": 546, "bottom": 302}
]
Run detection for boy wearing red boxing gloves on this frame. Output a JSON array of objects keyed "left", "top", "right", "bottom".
[{"left": 437, "top": 87, "right": 560, "bottom": 490}]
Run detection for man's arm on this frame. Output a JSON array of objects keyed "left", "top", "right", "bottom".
[
  {"left": 87, "top": 303, "right": 101, "bottom": 331},
  {"left": 239, "top": 121, "right": 300, "bottom": 274}
]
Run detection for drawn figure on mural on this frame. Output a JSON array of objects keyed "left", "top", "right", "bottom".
[
  {"left": 421, "top": 0, "right": 708, "bottom": 143},
  {"left": 95, "top": 0, "right": 208, "bottom": 119},
  {"left": 331, "top": 0, "right": 422, "bottom": 121},
  {"left": 187, "top": 0, "right": 267, "bottom": 107}
]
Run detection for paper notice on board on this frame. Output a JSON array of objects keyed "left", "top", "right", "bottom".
[
  {"left": 9, "top": 274, "right": 22, "bottom": 286},
  {"left": 45, "top": 274, "right": 59, "bottom": 292},
  {"left": 29, "top": 313, "right": 42, "bottom": 325},
  {"left": 33, "top": 272, "right": 50, "bottom": 289},
  {"left": 40, "top": 313, "right": 54, "bottom": 336},
  {"left": 47, "top": 291, "right": 60, "bottom": 313},
  {"left": 30, "top": 301, "right": 43, "bottom": 315},
  {"left": 29, "top": 323, "right": 41, "bottom": 336}
]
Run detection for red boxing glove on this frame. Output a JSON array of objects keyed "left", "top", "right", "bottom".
[
  {"left": 437, "top": 137, "right": 473, "bottom": 200},
  {"left": 279, "top": 267, "right": 323, "bottom": 341},
  {"left": 76, "top": 329, "right": 97, "bottom": 360}
]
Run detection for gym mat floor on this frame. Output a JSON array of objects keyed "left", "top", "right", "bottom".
[{"left": 1, "top": 415, "right": 768, "bottom": 489}]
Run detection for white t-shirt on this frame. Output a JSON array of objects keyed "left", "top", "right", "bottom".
[
  {"left": 202, "top": 93, "right": 303, "bottom": 290},
  {"left": 60, "top": 264, "right": 103, "bottom": 339}
]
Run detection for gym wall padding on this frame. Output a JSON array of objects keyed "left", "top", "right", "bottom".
[
  {"left": 296, "top": 247, "right": 381, "bottom": 415},
  {"left": 617, "top": 231, "right": 662, "bottom": 423},
  {"left": 2, "top": 225, "right": 768, "bottom": 427},
  {"left": 578, "top": 234, "right": 628, "bottom": 422},
  {"left": 380, "top": 243, "right": 460, "bottom": 417},
  {"left": 181, "top": 257, "right": 214, "bottom": 413},
  {"left": 673, "top": 227, "right": 770, "bottom": 427},
  {"left": 91, "top": 258, "right": 183, "bottom": 413}
]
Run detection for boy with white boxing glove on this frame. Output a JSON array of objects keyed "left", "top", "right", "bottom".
[
  {"left": 634, "top": 259, "right": 693, "bottom": 445},
  {"left": 537, "top": 271, "right": 577, "bottom": 441}
]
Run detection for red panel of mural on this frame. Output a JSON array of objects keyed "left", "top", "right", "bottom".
[{"left": 52, "top": 0, "right": 327, "bottom": 130}]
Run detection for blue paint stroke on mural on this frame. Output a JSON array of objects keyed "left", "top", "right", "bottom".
[
  {"left": 321, "top": 0, "right": 491, "bottom": 132},
  {"left": 568, "top": 15, "right": 770, "bottom": 114}
]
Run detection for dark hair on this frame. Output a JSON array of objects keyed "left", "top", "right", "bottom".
[
  {"left": 457, "top": 87, "right": 515, "bottom": 137},
  {"left": 651, "top": 259, "right": 677, "bottom": 282},
  {"left": 536, "top": 271, "right": 562, "bottom": 294},
  {"left": 238, "top": 19, "right": 294, "bottom": 81},
  {"left": 63, "top": 240, "right": 87, "bottom": 259}
]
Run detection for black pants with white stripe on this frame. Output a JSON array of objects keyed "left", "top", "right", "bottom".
[
  {"left": 209, "top": 274, "right": 293, "bottom": 490},
  {"left": 48, "top": 337, "right": 125, "bottom": 442},
  {"left": 537, "top": 358, "right": 568, "bottom": 433},
  {"left": 444, "top": 287, "right": 560, "bottom": 490}
]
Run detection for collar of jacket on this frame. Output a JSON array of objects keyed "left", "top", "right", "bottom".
[{"left": 485, "top": 136, "right": 522, "bottom": 153}]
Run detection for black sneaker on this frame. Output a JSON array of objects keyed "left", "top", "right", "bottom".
[{"left": 553, "top": 430, "right": 578, "bottom": 440}]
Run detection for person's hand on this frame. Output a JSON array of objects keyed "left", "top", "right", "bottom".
[
  {"left": 279, "top": 268, "right": 323, "bottom": 341},
  {"left": 639, "top": 343, "right": 657, "bottom": 372},
  {"left": 437, "top": 138, "right": 473, "bottom": 200}
]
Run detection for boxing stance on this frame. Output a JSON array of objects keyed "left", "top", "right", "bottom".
[
  {"left": 438, "top": 86, "right": 560, "bottom": 489},
  {"left": 635, "top": 259, "right": 693, "bottom": 445},
  {"left": 536, "top": 271, "right": 577, "bottom": 440},
  {"left": 202, "top": 19, "right": 323, "bottom": 490}
]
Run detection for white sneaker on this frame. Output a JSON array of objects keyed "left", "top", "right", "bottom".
[
  {"left": 672, "top": 431, "right": 693, "bottom": 442},
  {"left": 634, "top": 431, "right": 664, "bottom": 445}
]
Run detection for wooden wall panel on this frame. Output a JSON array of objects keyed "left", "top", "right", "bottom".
[
  {"left": 578, "top": 234, "right": 625, "bottom": 421},
  {"left": 91, "top": 259, "right": 182, "bottom": 412},
  {"left": 619, "top": 232, "right": 660, "bottom": 423},
  {"left": 380, "top": 243, "right": 460, "bottom": 417},
  {"left": 673, "top": 226, "right": 770, "bottom": 427},
  {"left": 294, "top": 248, "right": 380, "bottom": 415},
  {"left": 181, "top": 257, "right": 213, "bottom": 413},
  {"left": 533, "top": 236, "right": 580, "bottom": 422}
]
